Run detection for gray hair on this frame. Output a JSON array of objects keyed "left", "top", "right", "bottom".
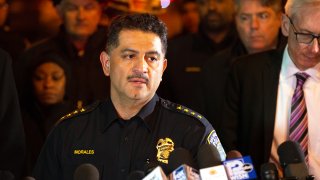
[{"left": 285, "top": 0, "right": 320, "bottom": 17}]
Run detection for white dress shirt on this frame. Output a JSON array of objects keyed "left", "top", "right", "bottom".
[{"left": 270, "top": 46, "right": 320, "bottom": 179}]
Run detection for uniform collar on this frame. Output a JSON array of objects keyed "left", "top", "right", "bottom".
[{"left": 100, "top": 95, "right": 159, "bottom": 132}]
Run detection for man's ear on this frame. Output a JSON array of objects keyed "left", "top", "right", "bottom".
[
  {"left": 281, "top": 13, "right": 290, "bottom": 37},
  {"left": 162, "top": 58, "right": 167, "bottom": 73},
  {"left": 100, "top": 51, "right": 110, "bottom": 76}
]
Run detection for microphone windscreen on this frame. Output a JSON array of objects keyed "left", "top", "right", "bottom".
[
  {"left": 197, "top": 144, "right": 221, "bottom": 169},
  {"left": 73, "top": 163, "right": 99, "bottom": 180},
  {"left": 260, "top": 163, "right": 279, "bottom": 180},
  {"left": 24, "top": 176, "right": 36, "bottom": 180},
  {"left": 226, "top": 150, "right": 243, "bottom": 159},
  {"left": 126, "top": 171, "right": 145, "bottom": 180},
  {"left": 168, "top": 148, "right": 196, "bottom": 172},
  {"left": 277, "top": 140, "right": 309, "bottom": 179},
  {"left": 277, "top": 141, "right": 305, "bottom": 166}
]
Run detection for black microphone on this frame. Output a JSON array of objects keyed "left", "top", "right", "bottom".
[
  {"left": 260, "top": 162, "right": 279, "bottom": 180},
  {"left": 23, "top": 176, "right": 36, "bottom": 180},
  {"left": 167, "top": 148, "right": 200, "bottom": 180},
  {"left": 197, "top": 144, "right": 228, "bottom": 179},
  {"left": 197, "top": 143, "right": 221, "bottom": 168},
  {"left": 126, "top": 170, "right": 145, "bottom": 180},
  {"left": 0, "top": 170, "right": 14, "bottom": 180},
  {"left": 277, "top": 141, "right": 308, "bottom": 179},
  {"left": 73, "top": 163, "right": 99, "bottom": 180},
  {"left": 167, "top": 147, "right": 197, "bottom": 173},
  {"left": 144, "top": 161, "right": 161, "bottom": 174}
]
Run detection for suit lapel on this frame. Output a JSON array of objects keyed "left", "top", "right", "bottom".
[{"left": 262, "top": 50, "right": 283, "bottom": 161}]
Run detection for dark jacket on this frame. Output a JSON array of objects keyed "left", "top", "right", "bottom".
[
  {"left": 202, "top": 33, "right": 287, "bottom": 130},
  {"left": 158, "top": 26, "right": 238, "bottom": 114},
  {"left": 16, "top": 26, "right": 110, "bottom": 106},
  {"left": 220, "top": 49, "right": 284, "bottom": 172},
  {"left": 22, "top": 101, "right": 75, "bottom": 176},
  {"left": 0, "top": 49, "right": 26, "bottom": 179}
]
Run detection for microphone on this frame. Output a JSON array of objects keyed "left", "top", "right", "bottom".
[
  {"left": 277, "top": 141, "right": 309, "bottom": 179},
  {"left": 126, "top": 170, "right": 145, "bottom": 180},
  {"left": 73, "top": 163, "right": 99, "bottom": 180},
  {"left": 167, "top": 148, "right": 200, "bottom": 180},
  {"left": 197, "top": 144, "right": 228, "bottom": 179},
  {"left": 260, "top": 162, "right": 279, "bottom": 180},
  {"left": 144, "top": 161, "right": 161, "bottom": 174},
  {"left": 0, "top": 170, "right": 14, "bottom": 180},
  {"left": 23, "top": 176, "right": 36, "bottom": 180},
  {"left": 227, "top": 150, "right": 243, "bottom": 159},
  {"left": 168, "top": 148, "right": 197, "bottom": 172},
  {"left": 142, "top": 166, "right": 168, "bottom": 180},
  {"left": 223, "top": 156, "right": 257, "bottom": 180}
]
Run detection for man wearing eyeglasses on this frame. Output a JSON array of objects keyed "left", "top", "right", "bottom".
[{"left": 219, "top": 0, "right": 320, "bottom": 177}]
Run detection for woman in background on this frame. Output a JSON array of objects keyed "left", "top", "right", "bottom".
[{"left": 21, "top": 53, "right": 75, "bottom": 176}]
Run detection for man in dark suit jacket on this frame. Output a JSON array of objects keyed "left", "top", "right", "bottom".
[
  {"left": 220, "top": 49, "right": 283, "bottom": 170},
  {"left": 0, "top": 49, "right": 26, "bottom": 179},
  {"left": 220, "top": 0, "right": 320, "bottom": 177}
]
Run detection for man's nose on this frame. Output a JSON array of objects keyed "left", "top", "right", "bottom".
[
  {"left": 251, "top": 16, "right": 259, "bottom": 30},
  {"left": 132, "top": 57, "right": 147, "bottom": 73},
  {"left": 77, "top": 7, "right": 85, "bottom": 20},
  {"left": 310, "top": 38, "right": 320, "bottom": 54}
]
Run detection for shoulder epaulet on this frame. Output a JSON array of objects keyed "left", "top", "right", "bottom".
[
  {"left": 160, "top": 99, "right": 205, "bottom": 121},
  {"left": 56, "top": 101, "right": 100, "bottom": 124}
]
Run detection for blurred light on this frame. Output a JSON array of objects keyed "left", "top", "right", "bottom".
[{"left": 160, "top": 0, "right": 170, "bottom": 8}]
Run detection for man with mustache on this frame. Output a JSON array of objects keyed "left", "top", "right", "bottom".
[
  {"left": 17, "top": 0, "right": 109, "bottom": 108},
  {"left": 33, "top": 14, "right": 226, "bottom": 180},
  {"left": 158, "top": 0, "right": 237, "bottom": 115}
]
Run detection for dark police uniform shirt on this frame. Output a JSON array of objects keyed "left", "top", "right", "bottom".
[{"left": 33, "top": 95, "right": 226, "bottom": 180}]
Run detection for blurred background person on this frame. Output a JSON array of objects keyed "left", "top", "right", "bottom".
[
  {"left": 104, "top": 0, "right": 183, "bottom": 38},
  {"left": 8, "top": 0, "right": 61, "bottom": 45},
  {"left": 202, "top": 0, "right": 286, "bottom": 129},
  {"left": 21, "top": 53, "right": 75, "bottom": 176},
  {"left": 0, "top": 48, "right": 25, "bottom": 180},
  {"left": 158, "top": 0, "right": 237, "bottom": 114},
  {"left": 0, "top": 0, "right": 27, "bottom": 62},
  {"left": 177, "top": 0, "right": 200, "bottom": 34},
  {"left": 16, "top": 0, "right": 109, "bottom": 108}
]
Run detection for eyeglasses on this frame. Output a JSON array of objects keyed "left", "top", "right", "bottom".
[{"left": 286, "top": 15, "right": 320, "bottom": 45}]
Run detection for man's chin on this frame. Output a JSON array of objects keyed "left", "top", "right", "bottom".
[
  {"left": 69, "top": 30, "right": 95, "bottom": 39},
  {"left": 129, "top": 92, "right": 153, "bottom": 102},
  {"left": 204, "top": 22, "right": 227, "bottom": 33}
]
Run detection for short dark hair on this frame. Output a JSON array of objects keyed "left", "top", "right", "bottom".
[
  {"left": 234, "top": 0, "right": 283, "bottom": 13},
  {"left": 106, "top": 13, "right": 168, "bottom": 54}
]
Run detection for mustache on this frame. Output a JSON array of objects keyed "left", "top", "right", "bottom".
[
  {"left": 206, "top": 10, "right": 222, "bottom": 18},
  {"left": 127, "top": 73, "right": 149, "bottom": 83}
]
